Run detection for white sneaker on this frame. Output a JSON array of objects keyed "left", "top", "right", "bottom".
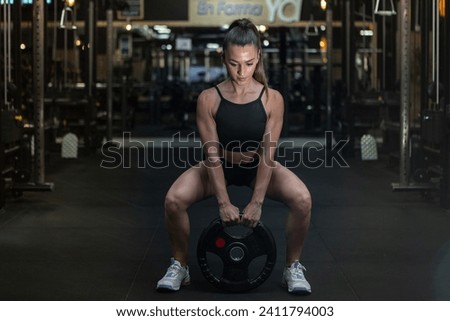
[
  {"left": 156, "top": 258, "right": 191, "bottom": 292},
  {"left": 282, "top": 261, "right": 311, "bottom": 294}
]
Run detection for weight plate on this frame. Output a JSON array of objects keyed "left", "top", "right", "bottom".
[{"left": 197, "top": 217, "right": 277, "bottom": 292}]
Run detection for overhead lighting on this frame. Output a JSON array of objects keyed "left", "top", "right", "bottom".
[
  {"left": 258, "top": 25, "right": 267, "bottom": 33},
  {"left": 206, "top": 43, "right": 220, "bottom": 49},
  {"left": 157, "top": 34, "right": 170, "bottom": 40},
  {"left": 154, "top": 25, "right": 171, "bottom": 34},
  {"left": 319, "top": 36, "right": 327, "bottom": 50},
  {"left": 161, "top": 44, "right": 173, "bottom": 50},
  {"left": 320, "top": 0, "right": 327, "bottom": 11},
  {"left": 360, "top": 30, "right": 373, "bottom": 36}
]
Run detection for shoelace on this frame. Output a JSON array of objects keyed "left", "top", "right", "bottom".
[
  {"left": 290, "top": 263, "right": 307, "bottom": 280},
  {"left": 165, "top": 263, "right": 184, "bottom": 277}
]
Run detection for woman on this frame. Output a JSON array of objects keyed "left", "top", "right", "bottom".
[{"left": 156, "top": 18, "right": 312, "bottom": 294}]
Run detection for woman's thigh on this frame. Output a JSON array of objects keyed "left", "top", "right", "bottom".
[
  {"left": 166, "top": 161, "right": 215, "bottom": 208},
  {"left": 264, "top": 162, "right": 311, "bottom": 207}
]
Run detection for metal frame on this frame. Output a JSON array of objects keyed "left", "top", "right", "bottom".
[
  {"left": 326, "top": 2, "right": 333, "bottom": 131},
  {"left": 106, "top": 8, "right": 114, "bottom": 141},
  {"left": 374, "top": 0, "right": 397, "bottom": 16},
  {"left": 392, "top": 0, "right": 437, "bottom": 192},
  {"left": 398, "top": 0, "right": 411, "bottom": 186},
  {"left": 28, "top": 0, "right": 53, "bottom": 192},
  {"left": 392, "top": 0, "right": 429, "bottom": 191},
  {"left": 32, "top": 0, "right": 46, "bottom": 185},
  {"left": 442, "top": 0, "right": 450, "bottom": 208}
]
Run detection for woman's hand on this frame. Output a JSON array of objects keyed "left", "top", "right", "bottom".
[
  {"left": 241, "top": 201, "right": 262, "bottom": 228},
  {"left": 219, "top": 203, "right": 241, "bottom": 226}
]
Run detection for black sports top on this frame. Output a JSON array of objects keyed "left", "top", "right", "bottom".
[{"left": 214, "top": 85, "right": 267, "bottom": 152}]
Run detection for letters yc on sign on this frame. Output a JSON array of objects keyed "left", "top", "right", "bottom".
[{"left": 266, "top": 0, "right": 303, "bottom": 23}]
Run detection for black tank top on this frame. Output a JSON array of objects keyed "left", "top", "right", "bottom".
[{"left": 214, "top": 85, "right": 267, "bottom": 152}]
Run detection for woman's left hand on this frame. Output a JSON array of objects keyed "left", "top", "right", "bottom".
[{"left": 241, "top": 202, "right": 262, "bottom": 228}]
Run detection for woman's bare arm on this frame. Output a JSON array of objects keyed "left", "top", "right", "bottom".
[
  {"left": 242, "top": 89, "right": 284, "bottom": 227},
  {"left": 196, "top": 89, "right": 240, "bottom": 223}
]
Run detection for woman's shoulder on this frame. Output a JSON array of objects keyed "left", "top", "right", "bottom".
[
  {"left": 266, "top": 86, "right": 281, "bottom": 96},
  {"left": 198, "top": 86, "right": 218, "bottom": 101},
  {"left": 264, "top": 87, "right": 284, "bottom": 105},
  {"left": 197, "top": 85, "right": 221, "bottom": 114}
]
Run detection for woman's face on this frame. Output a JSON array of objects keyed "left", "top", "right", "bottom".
[{"left": 223, "top": 44, "right": 259, "bottom": 84}]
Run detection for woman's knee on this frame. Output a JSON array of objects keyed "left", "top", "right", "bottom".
[
  {"left": 290, "top": 188, "right": 312, "bottom": 214},
  {"left": 164, "top": 190, "right": 186, "bottom": 216},
  {"left": 164, "top": 164, "right": 210, "bottom": 217}
]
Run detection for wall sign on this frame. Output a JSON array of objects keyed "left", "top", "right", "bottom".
[
  {"left": 189, "top": 0, "right": 304, "bottom": 25},
  {"left": 113, "top": 0, "right": 305, "bottom": 25}
]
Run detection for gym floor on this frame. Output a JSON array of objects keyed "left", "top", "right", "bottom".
[{"left": 0, "top": 139, "right": 449, "bottom": 301}]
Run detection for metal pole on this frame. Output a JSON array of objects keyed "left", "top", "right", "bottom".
[
  {"left": 88, "top": 1, "right": 94, "bottom": 96},
  {"left": 106, "top": 9, "right": 114, "bottom": 141},
  {"left": 204, "top": 49, "right": 210, "bottom": 83},
  {"left": 32, "top": 0, "right": 46, "bottom": 185},
  {"left": 279, "top": 27, "right": 289, "bottom": 136},
  {"left": 6, "top": 1, "right": 11, "bottom": 85},
  {"left": 420, "top": 0, "right": 429, "bottom": 118},
  {"left": 435, "top": 0, "right": 440, "bottom": 106},
  {"left": 344, "top": 0, "right": 350, "bottom": 97},
  {"left": 441, "top": 0, "right": 450, "bottom": 208},
  {"left": 348, "top": 0, "right": 356, "bottom": 97},
  {"left": 13, "top": 0, "right": 22, "bottom": 112},
  {"left": 398, "top": 0, "right": 411, "bottom": 186},
  {"left": 185, "top": 53, "right": 190, "bottom": 83},
  {"left": 3, "top": 1, "right": 8, "bottom": 106},
  {"left": 431, "top": 0, "right": 435, "bottom": 84},
  {"left": 382, "top": 14, "right": 386, "bottom": 90},
  {"left": 64, "top": 26, "right": 68, "bottom": 86},
  {"left": 326, "top": 3, "right": 333, "bottom": 131}
]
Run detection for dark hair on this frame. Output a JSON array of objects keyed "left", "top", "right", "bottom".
[{"left": 223, "top": 18, "right": 269, "bottom": 91}]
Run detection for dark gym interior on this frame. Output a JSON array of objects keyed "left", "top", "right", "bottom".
[{"left": 0, "top": 0, "right": 449, "bottom": 301}]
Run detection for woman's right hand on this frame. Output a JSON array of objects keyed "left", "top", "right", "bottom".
[{"left": 219, "top": 203, "right": 241, "bottom": 226}]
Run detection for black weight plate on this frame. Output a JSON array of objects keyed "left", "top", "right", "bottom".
[{"left": 197, "top": 217, "right": 277, "bottom": 292}]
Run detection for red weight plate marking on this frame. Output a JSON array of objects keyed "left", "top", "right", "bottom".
[{"left": 215, "top": 237, "right": 226, "bottom": 248}]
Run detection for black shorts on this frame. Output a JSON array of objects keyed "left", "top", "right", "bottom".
[{"left": 221, "top": 157, "right": 260, "bottom": 187}]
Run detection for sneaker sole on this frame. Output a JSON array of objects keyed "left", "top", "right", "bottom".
[
  {"left": 156, "top": 285, "right": 179, "bottom": 292},
  {"left": 281, "top": 281, "right": 311, "bottom": 295},
  {"left": 156, "top": 279, "right": 191, "bottom": 292},
  {"left": 288, "top": 286, "right": 311, "bottom": 295}
]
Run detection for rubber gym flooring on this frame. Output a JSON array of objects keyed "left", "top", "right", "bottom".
[{"left": 0, "top": 136, "right": 449, "bottom": 301}]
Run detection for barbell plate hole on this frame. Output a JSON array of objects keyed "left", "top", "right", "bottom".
[{"left": 229, "top": 246, "right": 245, "bottom": 262}]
